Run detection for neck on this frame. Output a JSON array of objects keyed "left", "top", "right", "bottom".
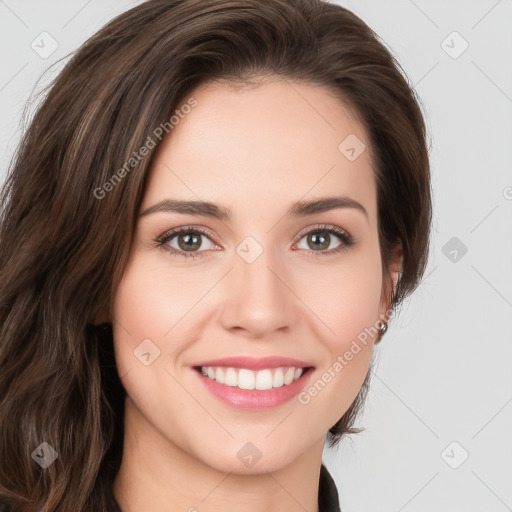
[{"left": 112, "top": 396, "right": 324, "bottom": 512}]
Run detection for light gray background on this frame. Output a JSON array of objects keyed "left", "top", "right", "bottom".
[{"left": 1, "top": 1, "right": 511, "bottom": 511}]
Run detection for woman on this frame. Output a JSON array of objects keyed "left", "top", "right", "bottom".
[{"left": 0, "top": 0, "right": 432, "bottom": 510}]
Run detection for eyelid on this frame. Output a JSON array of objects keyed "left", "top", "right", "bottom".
[
  {"left": 291, "top": 223, "right": 355, "bottom": 256},
  {"left": 154, "top": 224, "right": 223, "bottom": 250},
  {"left": 293, "top": 223, "right": 352, "bottom": 244},
  {"left": 154, "top": 223, "right": 355, "bottom": 258}
]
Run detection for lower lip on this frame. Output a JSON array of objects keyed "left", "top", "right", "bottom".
[{"left": 192, "top": 367, "right": 314, "bottom": 410}]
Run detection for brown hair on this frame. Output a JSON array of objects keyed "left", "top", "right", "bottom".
[{"left": 0, "top": 0, "right": 431, "bottom": 510}]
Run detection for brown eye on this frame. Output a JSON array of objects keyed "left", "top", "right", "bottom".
[
  {"left": 156, "top": 227, "right": 218, "bottom": 259},
  {"left": 300, "top": 230, "right": 338, "bottom": 251},
  {"left": 174, "top": 231, "right": 204, "bottom": 252},
  {"left": 295, "top": 225, "right": 353, "bottom": 255}
]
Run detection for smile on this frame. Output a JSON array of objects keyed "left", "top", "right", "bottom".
[
  {"left": 199, "top": 365, "right": 305, "bottom": 390},
  {"left": 193, "top": 365, "right": 314, "bottom": 410}
]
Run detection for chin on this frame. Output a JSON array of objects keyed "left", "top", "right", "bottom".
[{"left": 191, "top": 440, "right": 302, "bottom": 475}]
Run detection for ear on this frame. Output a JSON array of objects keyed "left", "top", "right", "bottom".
[{"left": 376, "top": 243, "right": 403, "bottom": 343}]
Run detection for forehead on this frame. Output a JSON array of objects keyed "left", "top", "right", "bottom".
[{"left": 143, "top": 78, "right": 377, "bottom": 224}]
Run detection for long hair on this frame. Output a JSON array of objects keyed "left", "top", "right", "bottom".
[{"left": 0, "top": 0, "right": 431, "bottom": 510}]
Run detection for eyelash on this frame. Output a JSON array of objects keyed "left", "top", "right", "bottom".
[{"left": 154, "top": 224, "right": 355, "bottom": 260}]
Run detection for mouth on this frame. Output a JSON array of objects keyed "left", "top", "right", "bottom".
[
  {"left": 192, "top": 365, "right": 314, "bottom": 390},
  {"left": 191, "top": 365, "right": 315, "bottom": 410}
]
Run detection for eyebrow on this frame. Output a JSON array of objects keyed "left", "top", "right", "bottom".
[{"left": 139, "top": 196, "right": 368, "bottom": 220}]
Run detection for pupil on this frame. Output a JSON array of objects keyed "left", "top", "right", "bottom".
[
  {"left": 179, "top": 233, "right": 201, "bottom": 251},
  {"left": 309, "top": 231, "right": 329, "bottom": 250}
]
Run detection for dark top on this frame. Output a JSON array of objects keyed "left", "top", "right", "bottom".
[
  {"left": 319, "top": 463, "right": 342, "bottom": 512},
  {"left": 0, "top": 463, "right": 341, "bottom": 511}
]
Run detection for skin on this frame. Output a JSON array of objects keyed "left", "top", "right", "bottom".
[{"left": 108, "top": 76, "right": 402, "bottom": 512}]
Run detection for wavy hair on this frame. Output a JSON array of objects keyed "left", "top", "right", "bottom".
[{"left": 0, "top": 0, "right": 431, "bottom": 510}]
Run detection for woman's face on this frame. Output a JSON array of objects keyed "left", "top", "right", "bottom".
[{"left": 112, "top": 78, "right": 397, "bottom": 473}]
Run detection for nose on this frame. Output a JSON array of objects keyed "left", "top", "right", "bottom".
[{"left": 218, "top": 248, "right": 299, "bottom": 339}]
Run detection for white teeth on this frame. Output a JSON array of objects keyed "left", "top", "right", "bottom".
[
  {"left": 238, "top": 369, "right": 255, "bottom": 390},
  {"left": 284, "top": 367, "right": 295, "bottom": 385},
  {"left": 273, "top": 368, "right": 284, "bottom": 387},
  {"left": 200, "top": 366, "right": 305, "bottom": 390},
  {"left": 224, "top": 367, "right": 238, "bottom": 386},
  {"left": 255, "top": 369, "right": 273, "bottom": 390}
]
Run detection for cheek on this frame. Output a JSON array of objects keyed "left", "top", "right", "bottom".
[
  {"left": 296, "top": 247, "right": 384, "bottom": 346},
  {"left": 111, "top": 258, "right": 175, "bottom": 375},
  {"left": 110, "top": 254, "right": 217, "bottom": 381},
  {"left": 113, "top": 272, "right": 166, "bottom": 338},
  {"left": 112, "top": 251, "right": 203, "bottom": 337},
  {"left": 294, "top": 249, "right": 382, "bottom": 413},
  {"left": 110, "top": 259, "right": 194, "bottom": 421}
]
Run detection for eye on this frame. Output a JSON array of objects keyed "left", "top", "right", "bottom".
[
  {"left": 154, "top": 223, "right": 355, "bottom": 260},
  {"left": 155, "top": 226, "right": 220, "bottom": 259},
  {"left": 294, "top": 224, "right": 354, "bottom": 257}
]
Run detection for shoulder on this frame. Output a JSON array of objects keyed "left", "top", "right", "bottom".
[{"left": 319, "top": 463, "right": 342, "bottom": 512}]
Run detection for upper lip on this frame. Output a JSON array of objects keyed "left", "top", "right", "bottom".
[{"left": 192, "top": 356, "right": 314, "bottom": 370}]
